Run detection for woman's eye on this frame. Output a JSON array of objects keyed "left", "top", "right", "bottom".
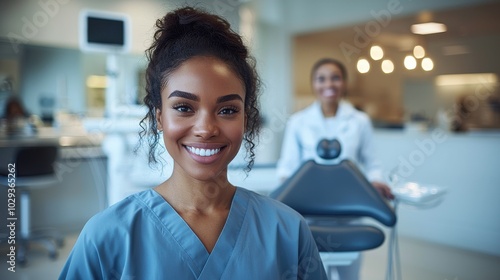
[
  {"left": 331, "top": 75, "right": 342, "bottom": 81},
  {"left": 172, "top": 104, "right": 193, "bottom": 113},
  {"left": 219, "top": 106, "right": 239, "bottom": 115},
  {"left": 317, "top": 76, "right": 325, "bottom": 83}
]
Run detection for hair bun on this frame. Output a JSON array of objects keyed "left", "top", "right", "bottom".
[{"left": 177, "top": 8, "right": 198, "bottom": 25}]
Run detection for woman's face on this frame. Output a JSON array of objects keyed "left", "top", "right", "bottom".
[
  {"left": 156, "top": 56, "right": 246, "bottom": 181},
  {"left": 312, "top": 63, "right": 345, "bottom": 106}
]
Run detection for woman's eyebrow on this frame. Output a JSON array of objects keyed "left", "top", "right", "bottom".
[
  {"left": 168, "top": 90, "right": 199, "bottom": 101},
  {"left": 168, "top": 91, "right": 242, "bottom": 103},
  {"left": 217, "top": 94, "right": 243, "bottom": 104}
]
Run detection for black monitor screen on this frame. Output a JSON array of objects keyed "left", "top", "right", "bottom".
[{"left": 87, "top": 16, "right": 125, "bottom": 46}]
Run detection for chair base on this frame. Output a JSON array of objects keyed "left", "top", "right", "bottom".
[
  {"left": 17, "top": 229, "right": 64, "bottom": 265},
  {"left": 320, "top": 252, "right": 361, "bottom": 280}
]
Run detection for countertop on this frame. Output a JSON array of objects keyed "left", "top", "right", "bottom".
[{"left": 0, "top": 127, "right": 105, "bottom": 161}]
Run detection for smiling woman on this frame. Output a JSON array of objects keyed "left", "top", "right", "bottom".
[
  {"left": 59, "top": 6, "right": 327, "bottom": 280},
  {"left": 157, "top": 56, "right": 246, "bottom": 181}
]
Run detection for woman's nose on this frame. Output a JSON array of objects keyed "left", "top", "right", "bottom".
[
  {"left": 323, "top": 78, "right": 335, "bottom": 88},
  {"left": 194, "top": 112, "right": 219, "bottom": 139}
]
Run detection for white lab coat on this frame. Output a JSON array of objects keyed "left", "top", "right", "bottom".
[{"left": 276, "top": 101, "right": 384, "bottom": 182}]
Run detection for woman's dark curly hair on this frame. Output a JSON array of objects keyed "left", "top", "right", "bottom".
[{"left": 138, "top": 6, "right": 261, "bottom": 173}]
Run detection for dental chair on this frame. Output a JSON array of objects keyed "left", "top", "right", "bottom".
[{"left": 270, "top": 139, "right": 397, "bottom": 279}]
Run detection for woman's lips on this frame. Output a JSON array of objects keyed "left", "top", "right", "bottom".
[{"left": 321, "top": 89, "right": 337, "bottom": 98}]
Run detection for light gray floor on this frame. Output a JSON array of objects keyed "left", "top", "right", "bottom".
[
  {"left": 1, "top": 233, "right": 499, "bottom": 280},
  {"left": 360, "top": 235, "right": 500, "bottom": 280}
]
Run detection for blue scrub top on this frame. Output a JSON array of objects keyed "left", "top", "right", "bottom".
[{"left": 59, "top": 187, "right": 327, "bottom": 279}]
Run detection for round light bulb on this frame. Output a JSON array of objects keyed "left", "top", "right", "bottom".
[
  {"left": 357, "top": 58, "right": 370, "bottom": 73},
  {"left": 381, "top": 59, "right": 394, "bottom": 73},
  {"left": 404, "top": 55, "right": 417, "bottom": 70},
  {"left": 413, "top": 45, "right": 425, "bottom": 59},
  {"left": 370, "top": 45, "right": 384, "bottom": 60},
  {"left": 422, "top": 57, "right": 434, "bottom": 71}
]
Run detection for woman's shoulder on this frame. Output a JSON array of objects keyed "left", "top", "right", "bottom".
[
  {"left": 340, "top": 101, "right": 371, "bottom": 124},
  {"left": 287, "top": 103, "right": 319, "bottom": 124},
  {"left": 81, "top": 190, "right": 154, "bottom": 237},
  {"left": 237, "top": 187, "right": 304, "bottom": 221}
]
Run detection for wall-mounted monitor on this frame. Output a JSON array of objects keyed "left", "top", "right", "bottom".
[{"left": 79, "top": 10, "right": 131, "bottom": 53}]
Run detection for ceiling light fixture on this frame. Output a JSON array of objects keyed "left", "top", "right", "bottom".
[
  {"left": 411, "top": 22, "right": 447, "bottom": 35},
  {"left": 404, "top": 55, "right": 417, "bottom": 70},
  {"left": 413, "top": 45, "right": 425, "bottom": 59},
  {"left": 381, "top": 59, "right": 394, "bottom": 74},
  {"left": 435, "top": 73, "right": 497, "bottom": 86},
  {"left": 370, "top": 45, "right": 384, "bottom": 60},
  {"left": 421, "top": 57, "right": 434, "bottom": 71},
  {"left": 357, "top": 58, "right": 370, "bottom": 73}
]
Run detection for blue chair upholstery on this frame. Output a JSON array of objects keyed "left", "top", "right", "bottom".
[{"left": 270, "top": 159, "right": 396, "bottom": 252}]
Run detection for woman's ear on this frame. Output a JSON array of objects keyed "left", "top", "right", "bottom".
[{"left": 156, "top": 108, "right": 163, "bottom": 131}]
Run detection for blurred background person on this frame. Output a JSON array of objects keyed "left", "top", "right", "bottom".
[
  {"left": 1, "top": 95, "right": 34, "bottom": 136},
  {"left": 3, "top": 95, "right": 28, "bottom": 120},
  {"left": 276, "top": 57, "right": 394, "bottom": 280}
]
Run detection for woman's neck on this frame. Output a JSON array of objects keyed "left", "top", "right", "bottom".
[
  {"left": 320, "top": 101, "right": 339, "bottom": 117},
  {"left": 156, "top": 171, "right": 235, "bottom": 214}
]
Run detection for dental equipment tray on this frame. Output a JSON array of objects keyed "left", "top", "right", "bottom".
[{"left": 392, "top": 182, "right": 447, "bottom": 204}]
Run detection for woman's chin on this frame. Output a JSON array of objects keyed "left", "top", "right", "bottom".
[
  {"left": 319, "top": 95, "right": 340, "bottom": 105},
  {"left": 183, "top": 165, "right": 228, "bottom": 183}
]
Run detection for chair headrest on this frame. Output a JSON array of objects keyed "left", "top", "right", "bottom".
[
  {"left": 270, "top": 160, "right": 397, "bottom": 227},
  {"left": 316, "top": 139, "right": 341, "bottom": 160}
]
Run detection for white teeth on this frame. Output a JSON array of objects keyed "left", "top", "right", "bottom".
[
  {"left": 187, "top": 146, "right": 221, "bottom": 157},
  {"left": 323, "top": 89, "right": 336, "bottom": 97}
]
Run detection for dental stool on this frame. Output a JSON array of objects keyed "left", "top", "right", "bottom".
[{"left": 0, "top": 144, "right": 63, "bottom": 265}]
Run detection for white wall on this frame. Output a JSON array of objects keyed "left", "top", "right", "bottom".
[
  {"left": 0, "top": 0, "right": 162, "bottom": 54},
  {"left": 373, "top": 129, "right": 500, "bottom": 256},
  {"left": 20, "top": 44, "right": 85, "bottom": 116},
  {"left": 0, "top": 0, "right": 242, "bottom": 54},
  {"left": 246, "top": 0, "right": 293, "bottom": 163}
]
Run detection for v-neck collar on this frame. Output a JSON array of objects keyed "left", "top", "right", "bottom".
[{"left": 141, "top": 187, "right": 249, "bottom": 279}]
